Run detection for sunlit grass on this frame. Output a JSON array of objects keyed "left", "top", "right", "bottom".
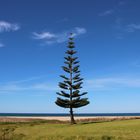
[{"left": 0, "top": 119, "right": 140, "bottom": 140}]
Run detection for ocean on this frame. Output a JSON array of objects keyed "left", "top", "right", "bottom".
[{"left": 0, "top": 113, "right": 140, "bottom": 117}]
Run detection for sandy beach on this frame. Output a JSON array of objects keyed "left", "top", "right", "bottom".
[{"left": 0, "top": 116, "right": 140, "bottom": 122}]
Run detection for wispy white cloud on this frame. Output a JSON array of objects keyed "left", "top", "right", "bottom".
[
  {"left": 31, "top": 83, "right": 58, "bottom": 91},
  {"left": 0, "top": 83, "right": 58, "bottom": 93},
  {"left": 114, "top": 18, "right": 140, "bottom": 39},
  {"left": 8, "top": 75, "right": 48, "bottom": 84},
  {"left": 99, "top": 9, "right": 114, "bottom": 16},
  {"left": 126, "top": 24, "right": 140, "bottom": 32},
  {"left": 0, "top": 75, "right": 57, "bottom": 93},
  {"left": 99, "top": 1, "right": 125, "bottom": 17},
  {"left": 1, "top": 75, "right": 140, "bottom": 94},
  {"left": 0, "top": 21, "right": 20, "bottom": 47},
  {"left": 0, "top": 21, "right": 20, "bottom": 33},
  {"left": 32, "top": 27, "right": 87, "bottom": 45},
  {"left": 74, "top": 27, "right": 87, "bottom": 35},
  {"left": 85, "top": 77, "right": 140, "bottom": 91},
  {"left": 72, "top": 27, "right": 87, "bottom": 37},
  {"left": 0, "top": 43, "right": 4, "bottom": 48},
  {"left": 0, "top": 84, "right": 25, "bottom": 91},
  {"left": 32, "top": 32, "right": 56, "bottom": 40}
]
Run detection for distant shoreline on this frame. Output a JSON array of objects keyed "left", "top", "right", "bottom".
[
  {"left": 0, "top": 113, "right": 140, "bottom": 117},
  {"left": 1, "top": 113, "right": 140, "bottom": 122}
]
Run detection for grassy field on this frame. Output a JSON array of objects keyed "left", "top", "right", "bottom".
[{"left": 0, "top": 119, "right": 140, "bottom": 140}]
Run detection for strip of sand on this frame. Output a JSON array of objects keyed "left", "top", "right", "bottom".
[{"left": 0, "top": 116, "right": 140, "bottom": 122}]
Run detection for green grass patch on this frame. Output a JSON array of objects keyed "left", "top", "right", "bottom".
[{"left": 0, "top": 119, "right": 140, "bottom": 140}]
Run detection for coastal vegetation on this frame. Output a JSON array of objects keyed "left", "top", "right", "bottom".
[{"left": 0, "top": 118, "right": 140, "bottom": 140}]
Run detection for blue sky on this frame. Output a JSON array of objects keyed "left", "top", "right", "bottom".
[{"left": 0, "top": 0, "right": 140, "bottom": 113}]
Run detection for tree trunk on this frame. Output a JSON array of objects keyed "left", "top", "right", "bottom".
[
  {"left": 70, "top": 107, "right": 76, "bottom": 124},
  {"left": 69, "top": 50, "right": 76, "bottom": 124}
]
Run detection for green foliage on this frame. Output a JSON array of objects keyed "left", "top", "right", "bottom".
[
  {"left": 56, "top": 91, "right": 70, "bottom": 98},
  {"left": 59, "top": 82, "right": 69, "bottom": 90},
  {"left": 60, "top": 75, "right": 69, "bottom": 80},
  {"left": 55, "top": 34, "right": 89, "bottom": 123},
  {"left": 73, "top": 74, "right": 80, "bottom": 80},
  {"left": 66, "top": 50, "right": 77, "bottom": 55},
  {"left": 62, "top": 66, "right": 70, "bottom": 73}
]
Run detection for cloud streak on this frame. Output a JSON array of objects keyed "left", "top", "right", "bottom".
[
  {"left": 126, "top": 24, "right": 140, "bottom": 32},
  {"left": 0, "top": 21, "right": 20, "bottom": 33},
  {"left": 0, "top": 75, "right": 58, "bottom": 93},
  {"left": 1, "top": 76, "right": 140, "bottom": 94},
  {"left": 0, "top": 82, "right": 58, "bottom": 93},
  {"left": 0, "top": 43, "right": 4, "bottom": 48},
  {"left": 32, "top": 27, "right": 87, "bottom": 45},
  {"left": 74, "top": 27, "right": 87, "bottom": 35},
  {"left": 85, "top": 77, "right": 140, "bottom": 91},
  {"left": 32, "top": 32, "right": 56, "bottom": 40},
  {"left": 0, "top": 21, "right": 20, "bottom": 47},
  {"left": 9, "top": 75, "right": 48, "bottom": 84},
  {"left": 99, "top": 9, "right": 114, "bottom": 16},
  {"left": 114, "top": 18, "right": 140, "bottom": 39}
]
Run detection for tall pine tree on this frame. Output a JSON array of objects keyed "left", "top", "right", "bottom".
[{"left": 55, "top": 33, "right": 89, "bottom": 124}]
